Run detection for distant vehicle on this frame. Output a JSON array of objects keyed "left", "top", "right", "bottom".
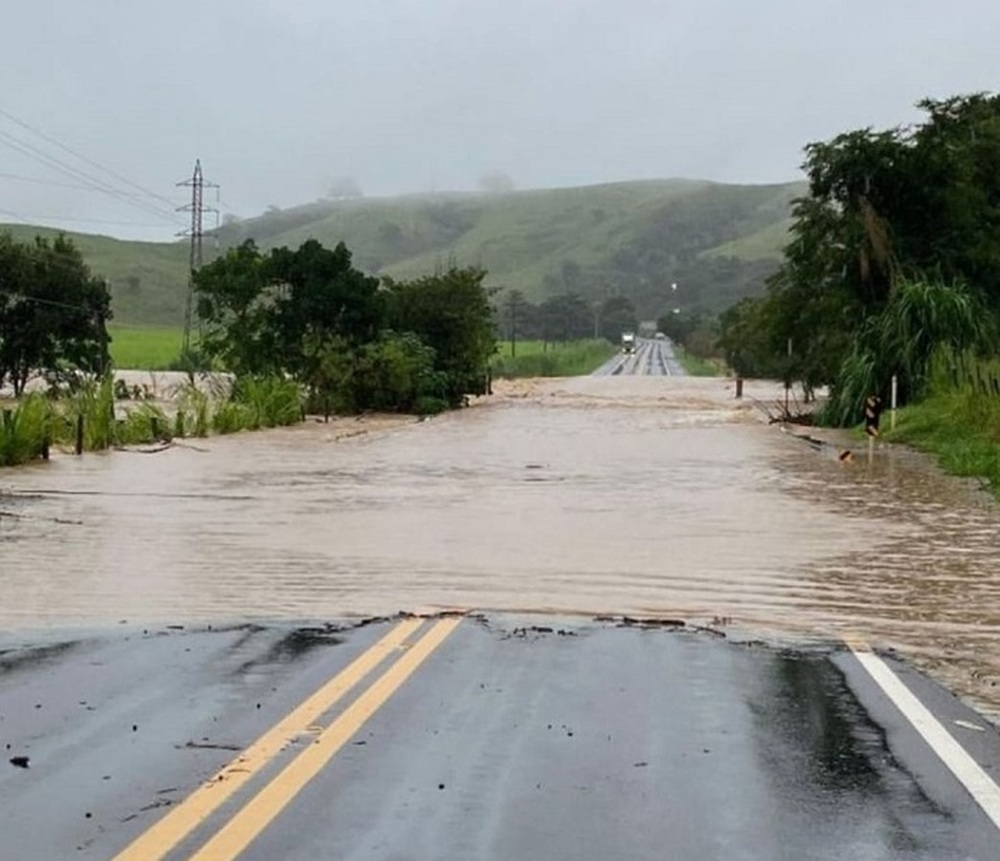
[
  {"left": 621, "top": 332, "right": 636, "bottom": 354},
  {"left": 654, "top": 331, "right": 666, "bottom": 340}
]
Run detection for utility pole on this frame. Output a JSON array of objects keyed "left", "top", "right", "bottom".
[
  {"left": 177, "top": 160, "right": 218, "bottom": 356},
  {"left": 505, "top": 290, "right": 525, "bottom": 358}
]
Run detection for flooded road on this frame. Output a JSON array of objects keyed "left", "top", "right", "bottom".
[{"left": 2, "top": 375, "right": 999, "bottom": 717}]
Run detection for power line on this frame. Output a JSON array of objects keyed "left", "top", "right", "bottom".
[
  {"left": 0, "top": 290, "right": 103, "bottom": 315},
  {"left": 0, "top": 106, "right": 180, "bottom": 211},
  {"left": 0, "top": 129, "right": 181, "bottom": 226},
  {"left": 0, "top": 212, "right": 176, "bottom": 228},
  {"left": 0, "top": 171, "right": 104, "bottom": 192},
  {"left": 0, "top": 126, "right": 184, "bottom": 227}
]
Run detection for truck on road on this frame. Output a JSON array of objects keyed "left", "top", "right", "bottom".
[{"left": 621, "top": 332, "right": 636, "bottom": 354}]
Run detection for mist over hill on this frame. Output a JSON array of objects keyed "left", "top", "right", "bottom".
[{"left": 1, "top": 178, "right": 802, "bottom": 326}]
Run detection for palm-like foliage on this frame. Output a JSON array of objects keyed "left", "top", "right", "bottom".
[{"left": 823, "top": 277, "right": 997, "bottom": 426}]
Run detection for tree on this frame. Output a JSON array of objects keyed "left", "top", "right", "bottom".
[
  {"left": 538, "top": 293, "right": 593, "bottom": 343},
  {"left": 598, "top": 295, "right": 637, "bottom": 342},
  {"left": 0, "top": 232, "right": 111, "bottom": 395},
  {"left": 304, "top": 332, "right": 444, "bottom": 416},
  {"left": 478, "top": 172, "right": 515, "bottom": 194},
  {"left": 719, "top": 93, "right": 1000, "bottom": 419},
  {"left": 384, "top": 267, "right": 496, "bottom": 405},
  {"left": 326, "top": 177, "right": 363, "bottom": 200},
  {"left": 501, "top": 289, "right": 529, "bottom": 356},
  {"left": 193, "top": 239, "right": 382, "bottom": 379},
  {"left": 266, "top": 239, "right": 382, "bottom": 378},
  {"left": 195, "top": 241, "right": 495, "bottom": 413},
  {"left": 717, "top": 298, "right": 786, "bottom": 379},
  {"left": 193, "top": 240, "right": 275, "bottom": 376}
]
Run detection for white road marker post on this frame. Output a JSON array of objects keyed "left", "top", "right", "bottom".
[{"left": 891, "top": 374, "right": 898, "bottom": 431}]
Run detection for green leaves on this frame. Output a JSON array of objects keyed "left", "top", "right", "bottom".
[
  {"left": 384, "top": 267, "right": 495, "bottom": 405},
  {"left": 822, "top": 277, "right": 997, "bottom": 425},
  {"left": 193, "top": 239, "right": 382, "bottom": 379},
  {"left": 722, "top": 92, "right": 1000, "bottom": 424},
  {"left": 0, "top": 231, "right": 112, "bottom": 395},
  {"left": 194, "top": 241, "right": 495, "bottom": 415}
]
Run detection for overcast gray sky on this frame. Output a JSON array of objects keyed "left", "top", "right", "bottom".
[{"left": 1, "top": 0, "right": 997, "bottom": 240}]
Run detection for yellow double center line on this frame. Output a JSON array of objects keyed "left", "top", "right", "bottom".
[{"left": 113, "top": 615, "right": 461, "bottom": 861}]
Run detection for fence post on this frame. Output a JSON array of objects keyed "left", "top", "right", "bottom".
[{"left": 75, "top": 415, "right": 84, "bottom": 455}]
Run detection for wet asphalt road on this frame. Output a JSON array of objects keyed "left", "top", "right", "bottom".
[
  {"left": 1, "top": 616, "right": 998, "bottom": 860},
  {"left": 593, "top": 337, "right": 685, "bottom": 376}
]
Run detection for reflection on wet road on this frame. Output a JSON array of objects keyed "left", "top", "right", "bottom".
[
  {"left": 2, "top": 375, "right": 999, "bottom": 718},
  {"left": 1, "top": 619, "right": 996, "bottom": 860}
]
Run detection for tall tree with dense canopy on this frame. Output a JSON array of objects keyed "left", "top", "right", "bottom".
[
  {"left": 0, "top": 232, "right": 111, "bottom": 395},
  {"left": 194, "top": 239, "right": 382, "bottom": 378},
  {"left": 720, "top": 93, "right": 1000, "bottom": 421},
  {"left": 384, "top": 267, "right": 496, "bottom": 405},
  {"left": 195, "top": 241, "right": 495, "bottom": 413}
]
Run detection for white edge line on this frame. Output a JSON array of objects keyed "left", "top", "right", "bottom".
[{"left": 849, "top": 645, "right": 1000, "bottom": 831}]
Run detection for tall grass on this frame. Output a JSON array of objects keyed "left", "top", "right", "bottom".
[
  {"left": 492, "top": 340, "right": 616, "bottom": 378},
  {"left": 673, "top": 346, "right": 724, "bottom": 377},
  {"left": 212, "top": 377, "right": 303, "bottom": 435},
  {"left": 0, "top": 395, "right": 52, "bottom": 467},
  {"left": 823, "top": 277, "right": 995, "bottom": 426},
  {"left": 1, "top": 373, "right": 305, "bottom": 468},
  {"left": 884, "top": 349, "right": 1000, "bottom": 497},
  {"left": 231, "top": 376, "right": 303, "bottom": 429},
  {"left": 175, "top": 383, "right": 211, "bottom": 438},
  {"left": 67, "top": 375, "right": 117, "bottom": 451}
]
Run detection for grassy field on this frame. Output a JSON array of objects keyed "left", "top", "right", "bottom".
[
  {"left": 673, "top": 346, "right": 726, "bottom": 377},
  {"left": 700, "top": 218, "right": 794, "bottom": 262},
  {"left": 108, "top": 325, "right": 185, "bottom": 369},
  {"left": 491, "top": 339, "right": 617, "bottom": 378},
  {"left": 3, "top": 177, "right": 800, "bottom": 327},
  {"left": 884, "top": 392, "right": 1000, "bottom": 499}
]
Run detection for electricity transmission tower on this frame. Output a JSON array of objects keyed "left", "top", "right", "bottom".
[{"left": 177, "top": 159, "right": 218, "bottom": 356}]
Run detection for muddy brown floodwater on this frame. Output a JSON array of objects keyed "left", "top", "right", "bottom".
[{"left": 2, "top": 375, "right": 1000, "bottom": 719}]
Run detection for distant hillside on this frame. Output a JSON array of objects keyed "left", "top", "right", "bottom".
[
  {"left": 2, "top": 178, "right": 803, "bottom": 326},
  {"left": 0, "top": 223, "right": 189, "bottom": 326}
]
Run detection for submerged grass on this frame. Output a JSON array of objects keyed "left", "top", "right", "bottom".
[
  {"left": 1, "top": 373, "right": 305, "bottom": 468},
  {"left": 0, "top": 394, "right": 51, "bottom": 466},
  {"left": 491, "top": 339, "right": 617, "bottom": 378}
]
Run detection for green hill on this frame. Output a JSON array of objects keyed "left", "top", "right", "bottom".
[
  {"left": 0, "top": 223, "right": 190, "bottom": 325},
  {"left": 2, "top": 178, "right": 803, "bottom": 326}
]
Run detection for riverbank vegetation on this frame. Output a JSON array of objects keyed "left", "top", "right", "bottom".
[
  {"left": 883, "top": 351, "right": 1000, "bottom": 497},
  {"left": 715, "top": 92, "right": 1000, "bottom": 492},
  {"left": 0, "top": 374, "right": 304, "bottom": 468}
]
